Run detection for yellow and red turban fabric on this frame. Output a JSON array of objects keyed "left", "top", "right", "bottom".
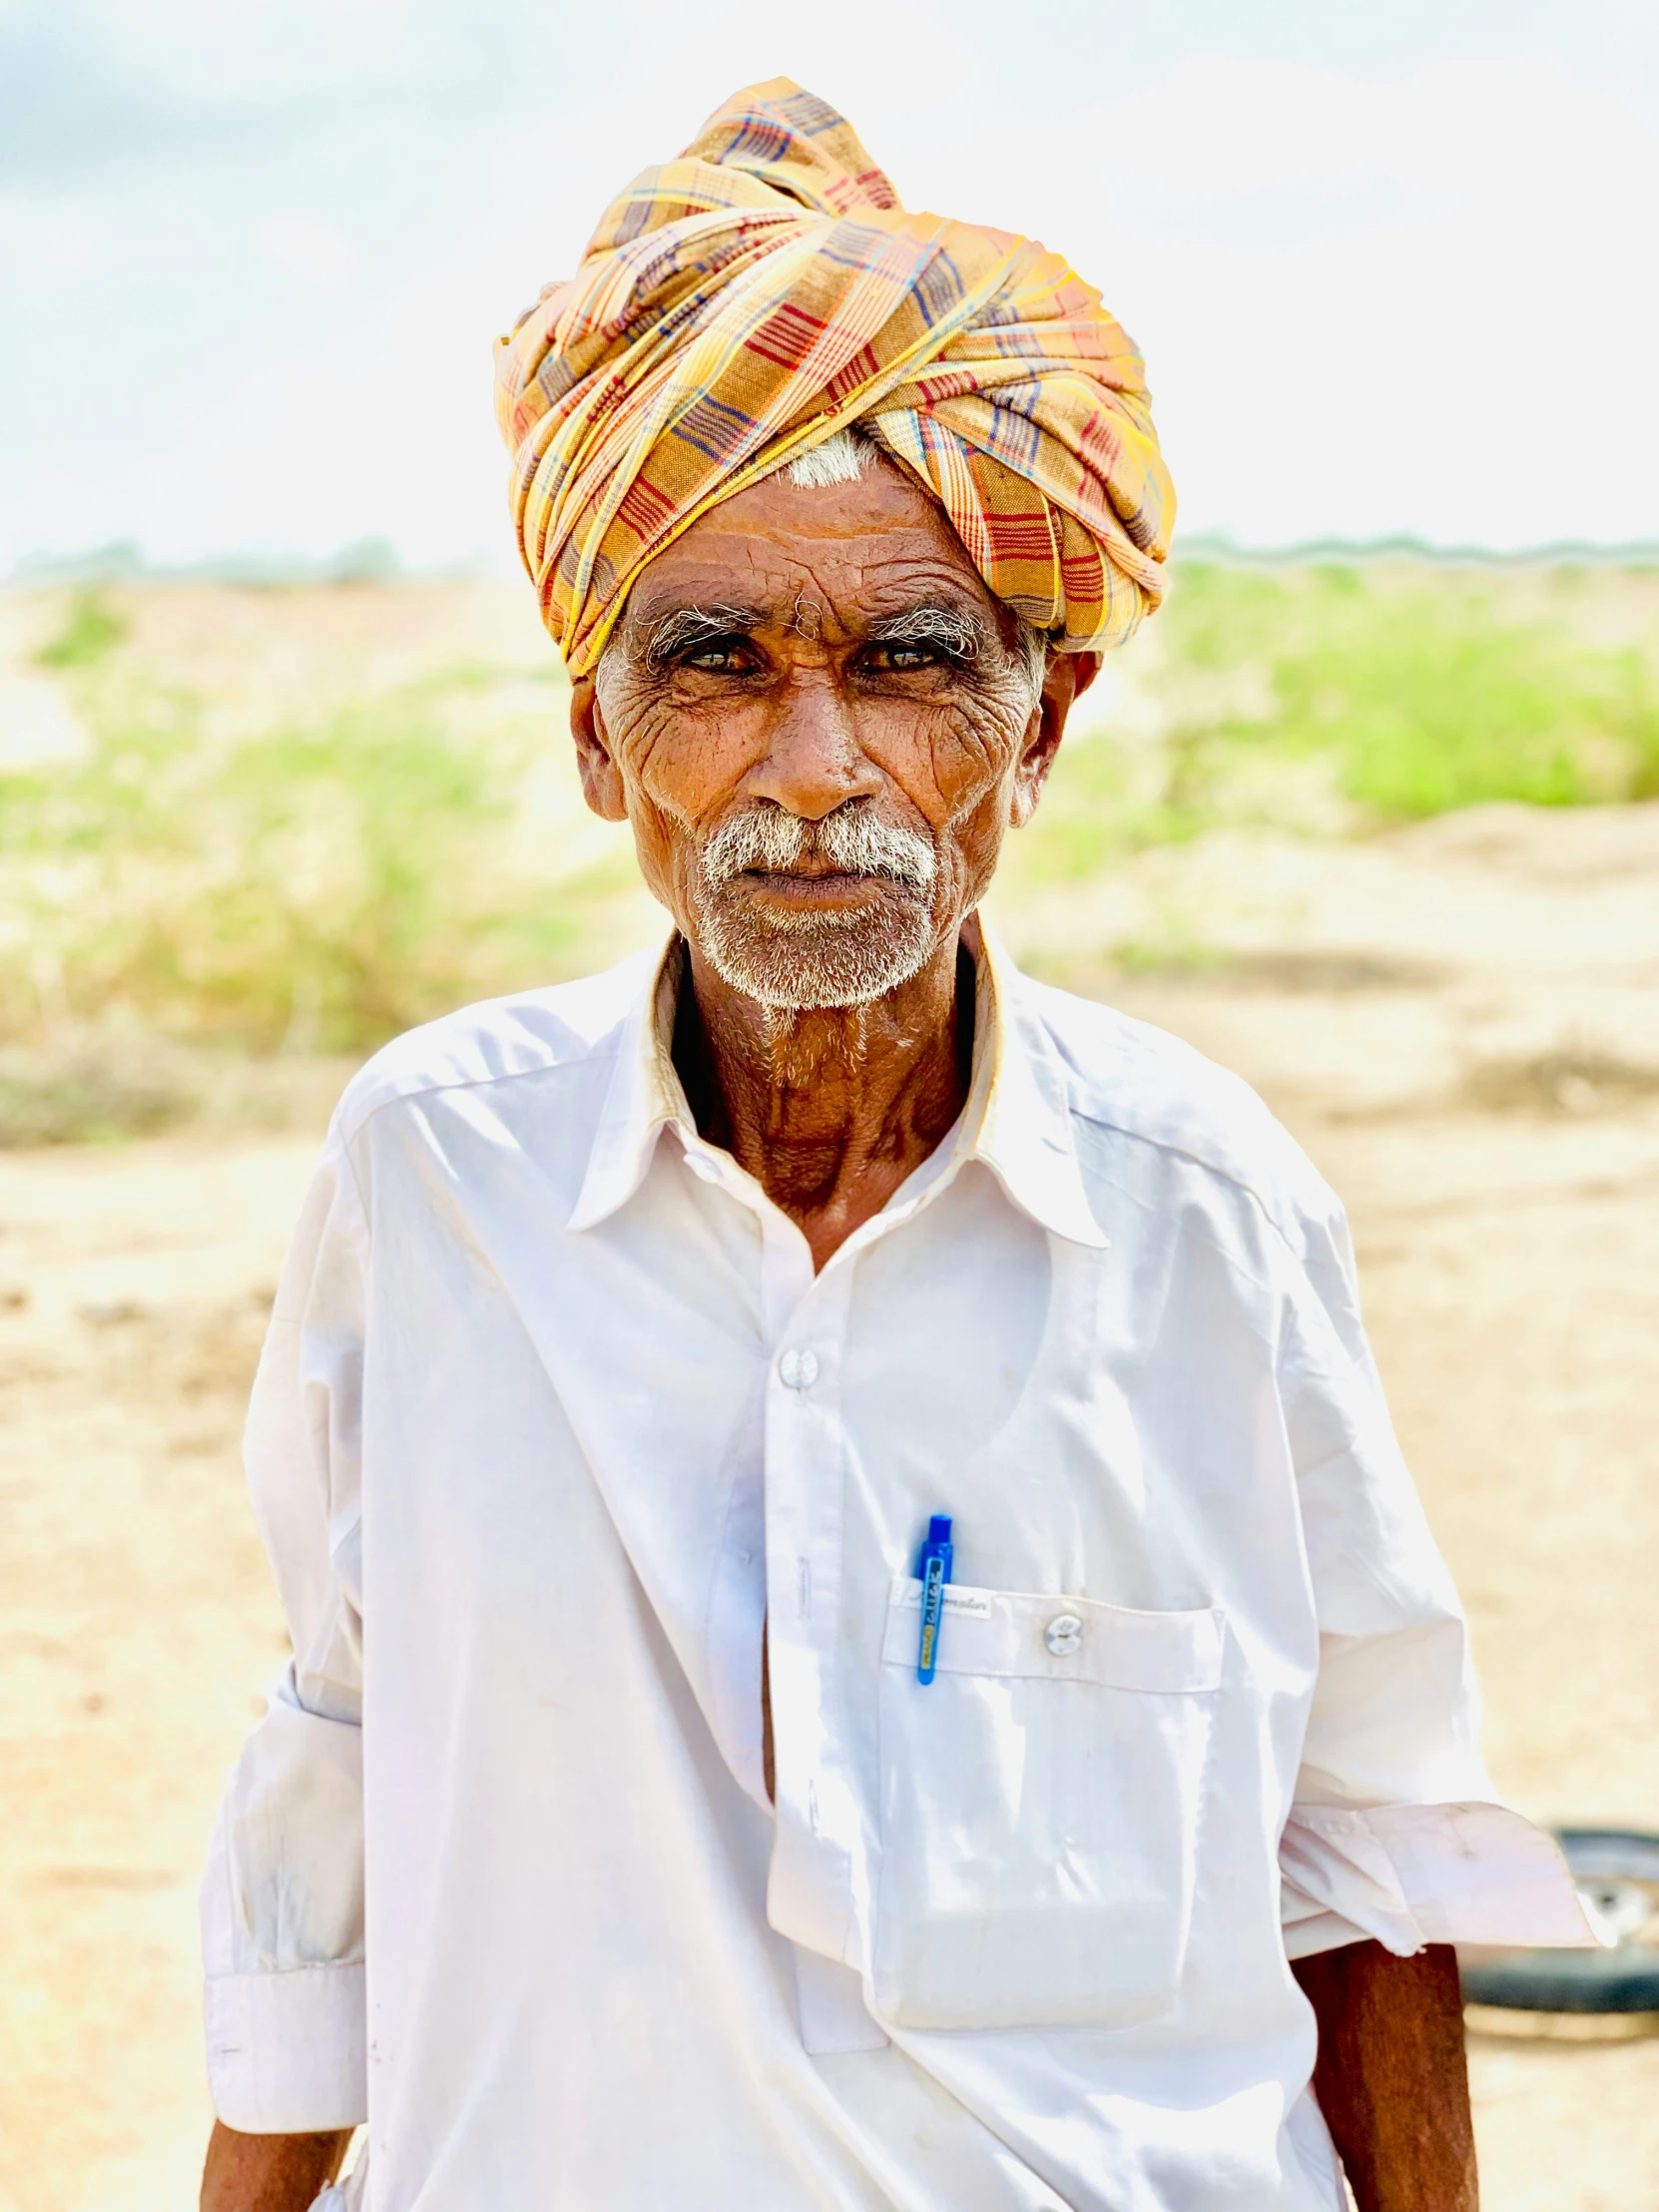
[{"left": 494, "top": 80, "right": 1176, "bottom": 675}]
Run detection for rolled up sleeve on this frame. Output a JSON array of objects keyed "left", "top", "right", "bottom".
[
  {"left": 201, "top": 1131, "right": 370, "bottom": 2132},
  {"left": 1277, "top": 1192, "right": 1595, "bottom": 1961}
]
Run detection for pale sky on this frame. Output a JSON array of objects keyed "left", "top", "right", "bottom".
[{"left": 4, "top": 0, "right": 1657, "bottom": 573}]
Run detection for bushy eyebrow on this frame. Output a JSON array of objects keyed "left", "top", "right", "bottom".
[
  {"left": 633, "top": 602, "right": 767, "bottom": 671},
  {"left": 865, "top": 601, "right": 996, "bottom": 663},
  {"left": 626, "top": 594, "right": 1000, "bottom": 675}
]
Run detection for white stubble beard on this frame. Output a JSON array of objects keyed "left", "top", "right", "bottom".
[{"left": 690, "top": 804, "right": 941, "bottom": 1011}]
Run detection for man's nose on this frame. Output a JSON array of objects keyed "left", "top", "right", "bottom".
[{"left": 745, "top": 669, "right": 883, "bottom": 822}]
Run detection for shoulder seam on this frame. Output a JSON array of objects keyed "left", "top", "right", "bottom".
[
  {"left": 338, "top": 1037, "right": 625, "bottom": 1152},
  {"left": 1068, "top": 1103, "right": 1328, "bottom": 1265}
]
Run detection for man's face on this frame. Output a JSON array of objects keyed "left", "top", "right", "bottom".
[{"left": 570, "top": 453, "right": 1094, "bottom": 1009}]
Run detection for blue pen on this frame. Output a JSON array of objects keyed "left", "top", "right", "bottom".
[{"left": 915, "top": 1515, "right": 953, "bottom": 1684}]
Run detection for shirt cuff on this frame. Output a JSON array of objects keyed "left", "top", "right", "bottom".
[
  {"left": 205, "top": 1961, "right": 367, "bottom": 2133},
  {"left": 1280, "top": 1801, "right": 1599, "bottom": 1960}
]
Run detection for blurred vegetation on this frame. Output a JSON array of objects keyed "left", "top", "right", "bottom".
[
  {"left": 32, "top": 588, "right": 129, "bottom": 670},
  {"left": 3, "top": 592, "right": 641, "bottom": 1084},
  {"left": 1180, "top": 563, "right": 1659, "bottom": 817},
  {"left": 1005, "top": 563, "right": 1659, "bottom": 889},
  {"left": 2, "top": 563, "right": 1657, "bottom": 1139}
]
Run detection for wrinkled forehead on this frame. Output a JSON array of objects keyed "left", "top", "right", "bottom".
[{"left": 614, "top": 450, "right": 1005, "bottom": 645}]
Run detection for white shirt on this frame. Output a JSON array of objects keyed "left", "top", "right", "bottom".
[{"left": 201, "top": 923, "right": 1590, "bottom": 2212}]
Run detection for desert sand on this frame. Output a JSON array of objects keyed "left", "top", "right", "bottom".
[{"left": 2, "top": 798, "right": 1657, "bottom": 2211}]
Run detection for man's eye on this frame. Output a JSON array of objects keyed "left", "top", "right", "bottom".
[
  {"left": 680, "top": 640, "right": 755, "bottom": 673},
  {"left": 866, "top": 643, "right": 942, "bottom": 673}
]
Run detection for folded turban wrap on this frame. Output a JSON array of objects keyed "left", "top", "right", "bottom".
[{"left": 494, "top": 80, "right": 1176, "bottom": 675}]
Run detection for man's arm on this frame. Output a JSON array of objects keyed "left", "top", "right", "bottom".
[
  {"left": 1292, "top": 1939, "right": 1475, "bottom": 2212},
  {"left": 201, "top": 1140, "right": 369, "bottom": 2174},
  {"left": 201, "top": 2120, "right": 353, "bottom": 2212}
]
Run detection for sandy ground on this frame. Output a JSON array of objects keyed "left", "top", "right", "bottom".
[{"left": 3, "top": 801, "right": 1658, "bottom": 2211}]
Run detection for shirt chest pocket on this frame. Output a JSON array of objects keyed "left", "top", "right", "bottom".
[{"left": 872, "top": 1579, "right": 1225, "bottom": 2032}]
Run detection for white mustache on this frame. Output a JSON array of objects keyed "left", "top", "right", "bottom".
[{"left": 699, "top": 805, "right": 937, "bottom": 894}]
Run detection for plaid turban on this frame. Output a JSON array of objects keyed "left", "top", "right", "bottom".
[{"left": 494, "top": 80, "right": 1176, "bottom": 675}]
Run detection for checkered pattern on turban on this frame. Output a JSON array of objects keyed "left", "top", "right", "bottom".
[{"left": 494, "top": 79, "right": 1176, "bottom": 673}]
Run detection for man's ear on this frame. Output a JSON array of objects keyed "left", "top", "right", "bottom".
[
  {"left": 570, "top": 675, "right": 629, "bottom": 823},
  {"left": 1010, "top": 650, "right": 1101, "bottom": 827}
]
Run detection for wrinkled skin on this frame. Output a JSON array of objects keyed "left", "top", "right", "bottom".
[
  {"left": 571, "top": 450, "right": 1096, "bottom": 1270},
  {"left": 578, "top": 457, "right": 1072, "bottom": 984}
]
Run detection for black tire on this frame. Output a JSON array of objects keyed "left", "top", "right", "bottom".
[{"left": 1458, "top": 1830, "right": 1659, "bottom": 2014}]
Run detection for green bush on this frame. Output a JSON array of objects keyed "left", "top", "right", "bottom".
[
  {"left": 1154, "top": 564, "right": 1659, "bottom": 819},
  {"left": 33, "top": 590, "right": 129, "bottom": 669},
  {"left": 1010, "top": 562, "right": 1659, "bottom": 891},
  {"left": 0, "top": 658, "right": 638, "bottom": 1053}
]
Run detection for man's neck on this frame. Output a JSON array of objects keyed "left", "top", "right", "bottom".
[{"left": 674, "top": 927, "right": 976, "bottom": 1273}]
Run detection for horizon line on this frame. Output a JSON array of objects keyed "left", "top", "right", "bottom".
[{"left": 8, "top": 531, "right": 1659, "bottom": 591}]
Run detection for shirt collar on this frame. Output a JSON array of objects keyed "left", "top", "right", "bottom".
[
  {"left": 964, "top": 918, "right": 1109, "bottom": 1250},
  {"left": 567, "top": 920, "right": 1108, "bottom": 1250},
  {"left": 566, "top": 935, "right": 690, "bottom": 1234}
]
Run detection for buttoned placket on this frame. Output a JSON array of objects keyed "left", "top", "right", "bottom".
[
  {"left": 672, "top": 1120, "right": 971, "bottom": 1983},
  {"left": 597, "top": 930, "right": 1091, "bottom": 2036}
]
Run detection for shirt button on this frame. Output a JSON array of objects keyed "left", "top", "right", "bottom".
[
  {"left": 1045, "top": 1612, "right": 1084, "bottom": 1657},
  {"left": 778, "top": 1347, "right": 820, "bottom": 1390}
]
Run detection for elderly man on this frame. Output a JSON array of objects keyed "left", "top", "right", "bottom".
[{"left": 200, "top": 82, "right": 1589, "bottom": 2212}]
